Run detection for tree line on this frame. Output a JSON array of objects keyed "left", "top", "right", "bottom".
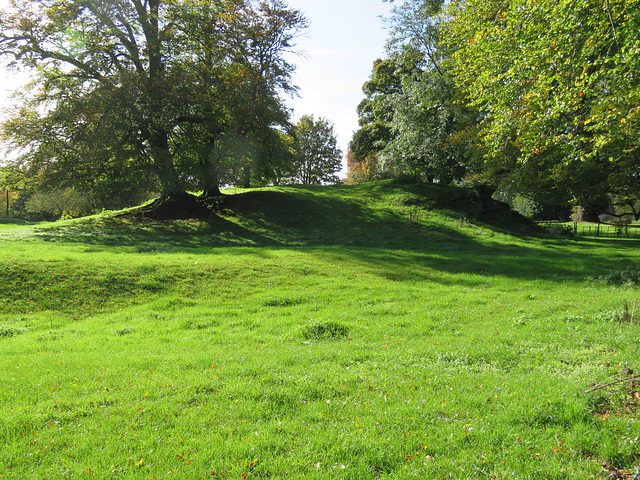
[
  {"left": 347, "top": 0, "right": 640, "bottom": 222},
  {"left": 0, "top": 0, "right": 342, "bottom": 218}
]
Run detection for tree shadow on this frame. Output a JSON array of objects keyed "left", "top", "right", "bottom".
[
  {"left": 22, "top": 185, "right": 640, "bottom": 286},
  {"left": 31, "top": 214, "right": 285, "bottom": 250}
]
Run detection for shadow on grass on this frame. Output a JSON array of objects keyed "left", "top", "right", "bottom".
[
  {"left": 32, "top": 214, "right": 285, "bottom": 249},
  {"left": 313, "top": 236, "right": 640, "bottom": 287},
  {"left": 20, "top": 185, "right": 640, "bottom": 285},
  {"left": 0, "top": 218, "right": 39, "bottom": 226},
  {"left": 31, "top": 188, "right": 495, "bottom": 250}
]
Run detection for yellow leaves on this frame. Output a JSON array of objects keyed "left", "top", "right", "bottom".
[{"left": 135, "top": 458, "right": 144, "bottom": 467}]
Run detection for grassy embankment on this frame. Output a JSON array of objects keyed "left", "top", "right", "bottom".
[{"left": 1, "top": 180, "right": 640, "bottom": 479}]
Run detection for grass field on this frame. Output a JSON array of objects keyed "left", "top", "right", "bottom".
[{"left": 1, "top": 181, "right": 640, "bottom": 479}]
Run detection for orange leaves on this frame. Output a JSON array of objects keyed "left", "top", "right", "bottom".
[{"left": 176, "top": 453, "right": 193, "bottom": 466}]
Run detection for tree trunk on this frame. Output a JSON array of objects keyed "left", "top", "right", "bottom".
[
  {"left": 580, "top": 206, "right": 602, "bottom": 223},
  {"left": 200, "top": 141, "right": 222, "bottom": 198},
  {"left": 202, "top": 184, "right": 222, "bottom": 198},
  {"left": 241, "top": 165, "right": 251, "bottom": 188},
  {"left": 149, "top": 130, "right": 183, "bottom": 198}
]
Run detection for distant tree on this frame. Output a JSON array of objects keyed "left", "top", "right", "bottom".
[
  {"left": 291, "top": 115, "right": 342, "bottom": 185},
  {"left": 253, "top": 129, "right": 297, "bottom": 186},
  {"left": 26, "top": 188, "right": 92, "bottom": 220},
  {"left": 351, "top": 58, "right": 405, "bottom": 162},
  {"left": 344, "top": 150, "right": 382, "bottom": 185},
  {"left": 0, "top": 0, "right": 306, "bottom": 213},
  {"left": 381, "top": 59, "right": 471, "bottom": 184},
  {"left": 352, "top": 0, "right": 474, "bottom": 184}
]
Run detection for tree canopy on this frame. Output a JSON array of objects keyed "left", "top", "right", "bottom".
[
  {"left": 0, "top": 0, "right": 307, "bottom": 211},
  {"left": 445, "top": 0, "right": 640, "bottom": 215},
  {"left": 350, "top": 0, "right": 472, "bottom": 185},
  {"left": 348, "top": 0, "right": 640, "bottom": 221}
]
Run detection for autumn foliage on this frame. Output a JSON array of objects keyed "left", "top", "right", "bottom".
[{"left": 344, "top": 150, "right": 382, "bottom": 185}]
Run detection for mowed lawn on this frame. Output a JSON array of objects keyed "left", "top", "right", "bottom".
[{"left": 1, "top": 182, "right": 639, "bottom": 479}]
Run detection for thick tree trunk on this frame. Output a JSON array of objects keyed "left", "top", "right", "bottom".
[
  {"left": 139, "top": 191, "right": 212, "bottom": 219},
  {"left": 201, "top": 185, "right": 222, "bottom": 198},
  {"left": 200, "top": 142, "right": 222, "bottom": 198},
  {"left": 150, "top": 132, "right": 183, "bottom": 198},
  {"left": 579, "top": 203, "right": 605, "bottom": 223}
]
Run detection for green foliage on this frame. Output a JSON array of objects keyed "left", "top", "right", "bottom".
[
  {"left": 290, "top": 115, "right": 343, "bottom": 185},
  {"left": 351, "top": 58, "right": 403, "bottom": 161},
  {"left": 381, "top": 64, "right": 471, "bottom": 184},
  {"left": 445, "top": 0, "right": 640, "bottom": 212},
  {"left": 541, "top": 223, "right": 575, "bottom": 238},
  {"left": 24, "top": 188, "right": 92, "bottom": 220},
  {"left": 353, "top": 3, "right": 475, "bottom": 184},
  {"left": 0, "top": 0, "right": 307, "bottom": 201}
]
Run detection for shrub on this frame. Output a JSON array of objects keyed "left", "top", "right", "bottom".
[
  {"left": 25, "top": 188, "right": 93, "bottom": 220},
  {"left": 542, "top": 223, "right": 575, "bottom": 237},
  {"left": 592, "top": 268, "right": 640, "bottom": 287}
]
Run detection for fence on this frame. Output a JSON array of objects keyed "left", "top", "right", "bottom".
[
  {"left": 538, "top": 221, "right": 640, "bottom": 238},
  {"left": 574, "top": 223, "right": 640, "bottom": 238}
]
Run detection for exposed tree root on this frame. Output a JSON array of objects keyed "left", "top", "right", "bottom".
[{"left": 124, "top": 192, "right": 218, "bottom": 220}]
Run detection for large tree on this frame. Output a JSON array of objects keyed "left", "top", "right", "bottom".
[
  {"left": 0, "top": 0, "right": 306, "bottom": 211},
  {"left": 351, "top": 0, "right": 474, "bottom": 184},
  {"left": 445, "top": 0, "right": 640, "bottom": 215},
  {"left": 350, "top": 58, "right": 402, "bottom": 163}
]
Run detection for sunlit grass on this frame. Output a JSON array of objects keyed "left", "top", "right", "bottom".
[{"left": 1, "top": 181, "right": 640, "bottom": 478}]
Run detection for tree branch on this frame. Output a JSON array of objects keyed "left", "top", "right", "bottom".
[{"left": 585, "top": 374, "right": 640, "bottom": 393}]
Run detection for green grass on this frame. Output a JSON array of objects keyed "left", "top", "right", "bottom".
[{"left": 1, "top": 180, "right": 640, "bottom": 479}]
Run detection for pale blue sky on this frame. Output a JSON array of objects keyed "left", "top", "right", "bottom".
[
  {"left": 285, "top": 1, "right": 392, "bottom": 164},
  {"left": 0, "top": 0, "right": 393, "bottom": 169}
]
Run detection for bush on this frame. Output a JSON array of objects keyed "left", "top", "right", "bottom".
[
  {"left": 542, "top": 223, "right": 575, "bottom": 237},
  {"left": 593, "top": 268, "right": 640, "bottom": 287},
  {"left": 25, "top": 188, "right": 93, "bottom": 220}
]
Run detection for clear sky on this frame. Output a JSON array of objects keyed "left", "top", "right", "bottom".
[
  {"left": 0, "top": 0, "right": 393, "bottom": 171},
  {"left": 284, "top": 0, "right": 393, "bottom": 168}
]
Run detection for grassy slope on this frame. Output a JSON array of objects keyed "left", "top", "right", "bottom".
[{"left": 1, "top": 180, "right": 640, "bottom": 479}]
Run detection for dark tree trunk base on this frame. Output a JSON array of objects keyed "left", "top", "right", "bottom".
[{"left": 128, "top": 192, "right": 215, "bottom": 220}]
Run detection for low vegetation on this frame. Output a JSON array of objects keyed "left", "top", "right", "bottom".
[{"left": 1, "top": 181, "right": 639, "bottom": 479}]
